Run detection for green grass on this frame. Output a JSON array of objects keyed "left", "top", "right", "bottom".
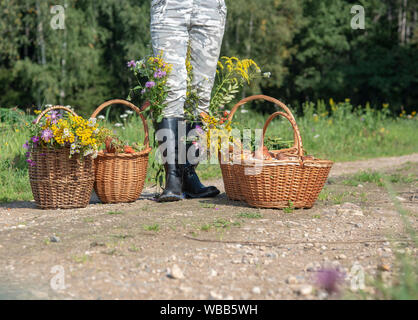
[
  {"left": 343, "top": 170, "right": 416, "bottom": 187},
  {"left": 107, "top": 211, "right": 124, "bottom": 215},
  {"left": 1, "top": 101, "right": 417, "bottom": 203},
  {"left": 238, "top": 212, "right": 263, "bottom": 219},
  {"left": 143, "top": 223, "right": 160, "bottom": 232}
]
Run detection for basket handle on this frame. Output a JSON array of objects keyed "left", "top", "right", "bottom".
[
  {"left": 227, "top": 95, "right": 296, "bottom": 122},
  {"left": 91, "top": 99, "right": 150, "bottom": 149},
  {"left": 254, "top": 111, "right": 304, "bottom": 159},
  {"left": 34, "top": 106, "right": 79, "bottom": 124}
]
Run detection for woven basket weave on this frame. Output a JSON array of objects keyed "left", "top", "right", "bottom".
[
  {"left": 29, "top": 106, "right": 95, "bottom": 209},
  {"left": 91, "top": 99, "right": 151, "bottom": 204},
  {"left": 236, "top": 110, "right": 333, "bottom": 209},
  {"left": 219, "top": 95, "right": 299, "bottom": 201}
]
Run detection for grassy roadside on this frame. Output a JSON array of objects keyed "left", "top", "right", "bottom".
[{"left": 0, "top": 100, "right": 417, "bottom": 202}]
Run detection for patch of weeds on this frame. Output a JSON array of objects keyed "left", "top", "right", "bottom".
[
  {"left": 200, "top": 203, "right": 216, "bottom": 209},
  {"left": 318, "top": 188, "right": 330, "bottom": 202},
  {"left": 359, "top": 192, "right": 368, "bottom": 203},
  {"left": 283, "top": 201, "right": 294, "bottom": 213},
  {"left": 111, "top": 234, "right": 133, "bottom": 240},
  {"left": 43, "top": 238, "right": 51, "bottom": 245},
  {"left": 143, "top": 223, "right": 160, "bottom": 232},
  {"left": 200, "top": 224, "right": 211, "bottom": 232},
  {"left": 83, "top": 217, "right": 94, "bottom": 223},
  {"left": 213, "top": 219, "right": 231, "bottom": 229},
  {"left": 238, "top": 212, "right": 263, "bottom": 219},
  {"left": 312, "top": 214, "right": 321, "bottom": 219},
  {"left": 73, "top": 254, "right": 90, "bottom": 263},
  {"left": 332, "top": 192, "right": 349, "bottom": 204},
  {"left": 128, "top": 245, "right": 139, "bottom": 252},
  {"left": 190, "top": 231, "right": 198, "bottom": 237},
  {"left": 107, "top": 210, "right": 124, "bottom": 215},
  {"left": 168, "top": 224, "right": 177, "bottom": 231}
]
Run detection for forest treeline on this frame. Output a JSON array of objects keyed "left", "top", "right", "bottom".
[{"left": 0, "top": 0, "right": 417, "bottom": 115}]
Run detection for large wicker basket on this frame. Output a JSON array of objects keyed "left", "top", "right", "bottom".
[
  {"left": 236, "top": 110, "right": 333, "bottom": 209},
  {"left": 91, "top": 99, "right": 151, "bottom": 204},
  {"left": 29, "top": 106, "right": 95, "bottom": 209},
  {"left": 220, "top": 95, "right": 300, "bottom": 201}
]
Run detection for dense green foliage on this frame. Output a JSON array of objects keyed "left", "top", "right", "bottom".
[{"left": 0, "top": 0, "right": 417, "bottom": 115}]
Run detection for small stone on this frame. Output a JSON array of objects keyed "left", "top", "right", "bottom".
[
  {"left": 396, "top": 196, "right": 406, "bottom": 202},
  {"left": 357, "top": 184, "right": 364, "bottom": 188},
  {"left": 209, "top": 291, "right": 223, "bottom": 300},
  {"left": 209, "top": 269, "right": 218, "bottom": 277},
  {"left": 286, "top": 276, "right": 298, "bottom": 284},
  {"left": 355, "top": 223, "right": 363, "bottom": 228},
  {"left": 378, "top": 264, "right": 391, "bottom": 272},
  {"left": 167, "top": 264, "right": 185, "bottom": 279},
  {"left": 50, "top": 236, "right": 60, "bottom": 243},
  {"left": 252, "top": 287, "right": 261, "bottom": 295},
  {"left": 17, "top": 225, "right": 26, "bottom": 229},
  {"left": 336, "top": 254, "right": 347, "bottom": 260},
  {"left": 297, "top": 285, "right": 313, "bottom": 296}
]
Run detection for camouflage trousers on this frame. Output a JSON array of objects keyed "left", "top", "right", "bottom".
[{"left": 150, "top": 0, "right": 227, "bottom": 118}]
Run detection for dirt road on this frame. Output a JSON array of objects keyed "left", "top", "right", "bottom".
[{"left": 0, "top": 154, "right": 417, "bottom": 300}]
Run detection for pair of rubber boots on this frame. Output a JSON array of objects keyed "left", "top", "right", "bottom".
[{"left": 156, "top": 118, "right": 220, "bottom": 202}]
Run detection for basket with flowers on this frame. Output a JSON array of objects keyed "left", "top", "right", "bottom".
[
  {"left": 25, "top": 105, "right": 103, "bottom": 209},
  {"left": 90, "top": 99, "right": 151, "bottom": 204}
]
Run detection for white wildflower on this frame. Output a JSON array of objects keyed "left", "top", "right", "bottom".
[
  {"left": 263, "top": 72, "right": 271, "bottom": 78},
  {"left": 120, "top": 114, "right": 128, "bottom": 119},
  {"left": 114, "top": 123, "right": 123, "bottom": 127},
  {"left": 125, "top": 110, "right": 134, "bottom": 115},
  {"left": 88, "top": 118, "right": 97, "bottom": 127},
  {"left": 98, "top": 115, "right": 105, "bottom": 120}
]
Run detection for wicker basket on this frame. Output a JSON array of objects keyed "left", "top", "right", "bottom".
[
  {"left": 29, "top": 106, "right": 95, "bottom": 209},
  {"left": 91, "top": 99, "right": 151, "bottom": 204},
  {"left": 219, "top": 95, "right": 299, "bottom": 201},
  {"left": 236, "top": 110, "right": 333, "bottom": 209}
]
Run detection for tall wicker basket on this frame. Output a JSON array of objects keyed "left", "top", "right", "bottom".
[
  {"left": 236, "top": 110, "right": 333, "bottom": 209},
  {"left": 29, "top": 106, "right": 95, "bottom": 209},
  {"left": 220, "top": 95, "right": 300, "bottom": 201},
  {"left": 91, "top": 99, "right": 151, "bottom": 204}
]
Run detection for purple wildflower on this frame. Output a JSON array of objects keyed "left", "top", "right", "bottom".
[
  {"left": 141, "top": 89, "right": 146, "bottom": 95},
  {"left": 31, "top": 136, "right": 40, "bottom": 144},
  {"left": 145, "top": 81, "right": 156, "bottom": 88},
  {"left": 41, "top": 128, "right": 54, "bottom": 142},
  {"left": 127, "top": 60, "right": 136, "bottom": 68},
  {"left": 25, "top": 152, "right": 31, "bottom": 158},
  {"left": 23, "top": 141, "right": 30, "bottom": 150},
  {"left": 195, "top": 125, "right": 204, "bottom": 134},
  {"left": 154, "top": 69, "right": 167, "bottom": 79},
  {"left": 48, "top": 110, "right": 61, "bottom": 124},
  {"left": 315, "top": 267, "right": 345, "bottom": 295},
  {"left": 27, "top": 159, "right": 36, "bottom": 167}
]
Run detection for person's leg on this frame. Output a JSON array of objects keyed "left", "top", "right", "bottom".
[
  {"left": 181, "top": 0, "right": 226, "bottom": 198},
  {"left": 150, "top": 0, "right": 192, "bottom": 118},
  {"left": 150, "top": 0, "right": 192, "bottom": 201},
  {"left": 189, "top": 0, "right": 227, "bottom": 117}
]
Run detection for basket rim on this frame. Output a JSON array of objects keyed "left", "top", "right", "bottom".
[
  {"left": 96, "top": 147, "right": 152, "bottom": 158},
  {"left": 235, "top": 158, "right": 334, "bottom": 167}
]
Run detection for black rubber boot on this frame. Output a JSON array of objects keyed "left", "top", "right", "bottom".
[
  {"left": 156, "top": 118, "right": 185, "bottom": 202},
  {"left": 183, "top": 120, "right": 220, "bottom": 199}
]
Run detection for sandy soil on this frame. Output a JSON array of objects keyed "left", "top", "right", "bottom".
[{"left": 0, "top": 154, "right": 417, "bottom": 300}]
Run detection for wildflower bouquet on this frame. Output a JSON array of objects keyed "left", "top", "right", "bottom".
[
  {"left": 24, "top": 108, "right": 103, "bottom": 166},
  {"left": 127, "top": 51, "right": 172, "bottom": 123}
]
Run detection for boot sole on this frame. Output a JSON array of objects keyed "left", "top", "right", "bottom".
[
  {"left": 185, "top": 190, "right": 220, "bottom": 199},
  {"left": 157, "top": 194, "right": 184, "bottom": 202}
]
